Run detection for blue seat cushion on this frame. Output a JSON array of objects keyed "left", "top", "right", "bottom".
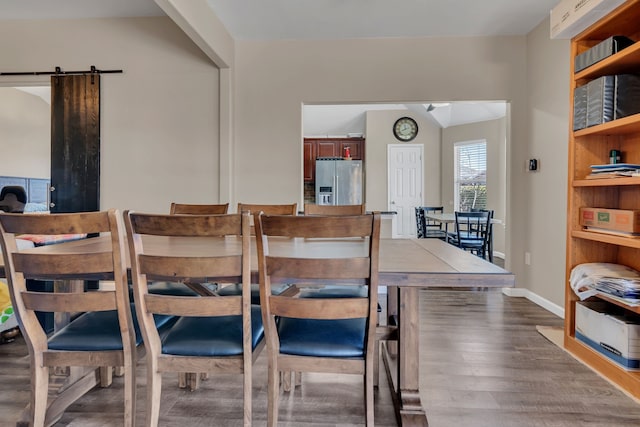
[
  {"left": 47, "top": 304, "right": 176, "bottom": 351},
  {"left": 299, "top": 285, "right": 367, "bottom": 298},
  {"left": 217, "top": 283, "right": 292, "bottom": 305},
  {"left": 147, "top": 281, "right": 207, "bottom": 296},
  {"left": 161, "top": 305, "right": 264, "bottom": 357},
  {"left": 277, "top": 317, "right": 366, "bottom": 358}
]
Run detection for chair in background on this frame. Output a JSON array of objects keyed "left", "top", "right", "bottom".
[
  {"left": 169, "top": 202, "right": 229, "bottom": 215},
  {"left": 450, "top": 210, "right": 491, "bottom": 259},
  {"left": 0, "top": 210, "right": 137, "bottom": 427},
  {"left": 256, "top": 212, "right": 380, "bottom": 427},
  {"left": 415, "top": 206, "right": 448, "bottom": 240},
  {"left": 471, "top": 208, "right": 495, "bottom": 262},
  {"left": 0, "top": 185, "right": 27, "bottom": 213},
  {"left": 125, "top": 211, "right": 264, "bottom": 427}
]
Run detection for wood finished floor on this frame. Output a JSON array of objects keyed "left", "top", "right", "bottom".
[{"left": 1, "top": 289, "right": 640, "bottom": 426}]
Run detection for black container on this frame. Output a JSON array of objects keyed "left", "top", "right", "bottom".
[
  {"left": 585, "top": 74, "right": 640, "bottom": 127},
  {"left": 575, "top": 36, "right": 635, "bottom": 73},
  {"left": 573, "top": 84, "right": 588, "bottom": 130}
]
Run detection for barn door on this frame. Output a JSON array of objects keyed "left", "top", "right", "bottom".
[{"left": 50, "top": 74, "right": 100, "bottom": 213}]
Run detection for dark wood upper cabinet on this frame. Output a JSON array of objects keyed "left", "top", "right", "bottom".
[
  {"left": 303, "top": 141, "right": 315, "bottom": 181},
  {"left": 303, "top": 138, "right": 364, "bottom": 182},
  {"left": 316, "top": 141, "right": 339, "bottom": 158}
]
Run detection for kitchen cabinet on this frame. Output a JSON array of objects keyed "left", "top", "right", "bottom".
[
  {"left": 303, "top": 138, "right": 364, "bottom": 182},
  {"left": 303, "top": 141, "right": 315, "bottom": 181},
  {"left": 564, "top": 0, "right": 640, "bottom": 400}
]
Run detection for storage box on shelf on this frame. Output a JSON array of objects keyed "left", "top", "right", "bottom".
[
  {"left": 576, "top": 301, "right": 640, "bottom": 370},
  {"left": 566, "top": 0, "right": 640, "bottom": 400},
  {"left": 580, "top": 207, "right": 640, "bottom": 234}
]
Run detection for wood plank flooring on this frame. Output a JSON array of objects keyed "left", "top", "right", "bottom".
[{"left": 0, "top": 289, "right": 639, "bottom": 426}]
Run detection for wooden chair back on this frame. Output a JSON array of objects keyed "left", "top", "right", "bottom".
[
  {"left": 237, "top": 203, "right": 298, "bottom": 235},
  {"left": 304, "top": 203, "right": 365, "bottom": 216},
  {"left": 255, "top": 212, "right": 380, "bottom": 426},
  {"left": 0, "top": 210, "right": 136, "bottom": 427},
  {"left": 169, "top": 202, "right": 229, "bottom": 215},
  {"left": 237, "top": 202, "right": 297, "bottom": 216},
  {"left": 125, "top": 211, "right": 260, "bottom": 427}
]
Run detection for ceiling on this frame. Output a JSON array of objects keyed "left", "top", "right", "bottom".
[
  {"left": 1, "top": 0, "right": 544, "bottom": 131},
  {"left": 1, "top": 0, "right": 559, "bottom": 39},
  {"left": 206, "top": 0, "right": 559, "bottom": 40}
]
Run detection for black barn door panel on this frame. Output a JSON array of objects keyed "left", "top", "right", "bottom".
[{"left": 50, "top": 74, "right": 100, "bottom": 213}]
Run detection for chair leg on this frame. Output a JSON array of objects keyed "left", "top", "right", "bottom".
[
  {"left": 146, "top": 362, "right": 163, "bottom": 427},
  {"left": 99, "top": 366, "right": 113, "bottom": 387},
  {"left": 374, "top": 340, "right": 380, "bottom": 388},
  {"left": 243, "top": 356, "right": 252, "bottom": 427},
  {"left": 31, "top": 364, "right": 49, "bottom": 427},
  {"left": 365, "top": 357, "right": 375, "bottom": 427},
  {"left": 282, "top": 370, "right": 291, "bottom": 392},
  {"left": 267, "top": 362, "right": 280, "bottom": 427},
  {"left": 123, "top": 359, "right": 136, "bottom": 427}
]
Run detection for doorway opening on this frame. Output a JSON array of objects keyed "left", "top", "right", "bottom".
[
  {"left": 0, "top": 85, "right": 51, "bottom": 211},
  {"left": 302, "top": 101, "right": 509, "bottom": 264}
]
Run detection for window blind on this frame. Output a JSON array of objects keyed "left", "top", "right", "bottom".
[{"left": 454, "top": 140, "right": 487, "bottom": 211}]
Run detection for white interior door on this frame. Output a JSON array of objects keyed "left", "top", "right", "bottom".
[{"left": 388, "top": 145, "right": 423, "bottom": 238}]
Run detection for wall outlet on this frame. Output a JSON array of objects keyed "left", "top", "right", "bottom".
[{"left": 524, "top": 252, "right": 531, "bottom": 265}]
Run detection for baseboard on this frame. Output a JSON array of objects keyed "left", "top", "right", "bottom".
[{"left": 502, "top": 287, "right": 564, "bottom": 319}]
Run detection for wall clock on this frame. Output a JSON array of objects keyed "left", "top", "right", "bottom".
[{"left": 393, "top": 116, "right": 418, "bottom": 142}]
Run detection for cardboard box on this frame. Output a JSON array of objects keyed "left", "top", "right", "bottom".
[
  {"left": 576, "top": 301, "right": 640, "bottom": 370},
  {"left": 551, "top": 0, "right": 626, "bottom": 39},
  {"left": 580, "top": 207, "right": 640, "bottom": 234}
]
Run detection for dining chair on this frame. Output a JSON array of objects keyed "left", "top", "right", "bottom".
[
  {"left": 256, "top": 212, "right": 380, "bottom": 427},
  {"left": 302, "top": 203, "right": 390, "bottom": 387},
  {"left": 167, "top": 203, "right": 232, "bottom": 389},
  {"left": 450, "top": 210, "right": 491, "bottom": 259},
  {"left": 471, "top": 208, "right": 495, "bottom": 262},
  {"left": 415, "top": 206, "right": 448, "bottom": 240},
  {"left": 0, "top": 210, "right": 137, "bottom": 427},
  {"left": 169, "top": 202, "right": 229, "bottom": 215},
  {"left": 215, "top": 203, "right": 299, "bottom": 303},
  {"left": 125, "top": 211, "right": 264, "bottom": 427}
]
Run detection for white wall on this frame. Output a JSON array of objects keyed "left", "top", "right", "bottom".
[
  {"left": 524, "top": 18, "right": 570, "bottom": 306},
  {"left": 233, "top": 36, "right": 527, "bottom": 211},
  {"left": 0, "top": 17, "right": 220, "bottom": 213}
]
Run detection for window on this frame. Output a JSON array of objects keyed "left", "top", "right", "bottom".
[{"left": 454, "top": 140, "right": 487, "bottom": 212}]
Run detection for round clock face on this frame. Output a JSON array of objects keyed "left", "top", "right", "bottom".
[{"left": 393, "top": 117, "right": 418, "bottom": 142}]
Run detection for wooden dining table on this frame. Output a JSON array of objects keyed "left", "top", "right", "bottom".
[{"left": 0, "top": 235, "right": 513, "bottom": 427}]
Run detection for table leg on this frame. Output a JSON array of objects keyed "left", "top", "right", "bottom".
[
  {"left": 398, "top": 287, "right": 428, "bottom": 425},
  {"left": 382, "top": 287, "right": 428, "bottom": 426}
]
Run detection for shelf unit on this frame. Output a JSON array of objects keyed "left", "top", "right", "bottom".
[{"left": 565, "top": 0, "right": 640, "bottom": 399}]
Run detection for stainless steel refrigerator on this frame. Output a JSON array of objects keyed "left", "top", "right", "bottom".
[{"left": 315, "top": 158, "right": 363, "bottom": 205}]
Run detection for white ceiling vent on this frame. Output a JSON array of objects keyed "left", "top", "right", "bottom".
[{"left": 550, "top": 0, "right": 625, "bottom": 39}]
